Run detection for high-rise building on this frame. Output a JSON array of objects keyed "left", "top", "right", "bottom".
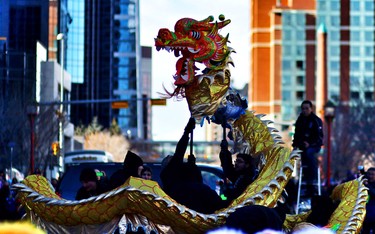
[
  {"left": 249, "top": 0, "right": 375, "bottom": 127},
  {"left": 249, "top": 0, "right": 315, "bottom": 126},
  {"left": 67, "top": 0, "right": 150, "bottom": 139},
  {"left": 0, "top": 0, "right": 72, "bottom": 174}
]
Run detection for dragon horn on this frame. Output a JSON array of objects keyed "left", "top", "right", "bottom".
[
  {"left": 199, "top": 15, "right": 214, "bottom": 24},
  {"left": 202, "top": 15, "right": 231, "bottom": 29},
  {"left": 208, "top": 22, "right": 219, "bottom": 38},
  {"left": 215, "top": 19, "right": 231, "bottom": 29},
  {"left": 196, "top": 16, "right": 231, "bottom": 31}
]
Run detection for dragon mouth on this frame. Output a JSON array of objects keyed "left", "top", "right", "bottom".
[
  {"left": 156, "top": 45, "right": 200, "bottom": 85},
  {"left": 155, "top": 45, "right": 201, "bottom": 56},
  {"left": 173, "top": 58, "right": 199, "bottom": 85}
]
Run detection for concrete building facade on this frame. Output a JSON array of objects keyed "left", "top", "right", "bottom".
[{"left": 249, "top": 0, "right": 375, "bottom": 127}]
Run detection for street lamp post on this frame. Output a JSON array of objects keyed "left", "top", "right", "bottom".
[
  {"left": 27, "top": 105, "right": 38, "bottom": 174},
  {"left": 56, "top": 33, "right": 65, "bottom": 167},
  {"left": 324, "top": 100, "right": 336, "bottom": 187}
]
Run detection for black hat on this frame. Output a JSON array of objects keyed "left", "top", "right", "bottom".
[
  {"left": 79, "top": 167, "right": 97, "bottom": 182},
  {"left": 123, "top": 150, "right": 143, "bottom": 170}
]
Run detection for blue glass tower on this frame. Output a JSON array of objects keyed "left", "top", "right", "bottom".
[{"left": 69, "top": 0, "right": 142, "bottom": 138}]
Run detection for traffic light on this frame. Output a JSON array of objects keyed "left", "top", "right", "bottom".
[
  {"left": 111, "top": 101, "right": 129, "bottom": 109},
  {"left": 151, "top": 99, "right": 167, "bottom": 106},
  {"left": 51, "top": 142, "right": 59, "bottom": 156}
]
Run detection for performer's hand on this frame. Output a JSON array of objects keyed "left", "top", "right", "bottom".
[
  {"left": 184, "top": 117, "right": 196, "bottom": 132},
  {"left": 188, "top": 154, "right": 196, "bottom": 165}
]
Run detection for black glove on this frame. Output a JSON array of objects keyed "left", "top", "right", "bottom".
[
  {"left": 188, "top": 154, "right": 196, "bottom": 165},
  {"left": 184, "top": 117, "right": 196, "bottom": 132}
]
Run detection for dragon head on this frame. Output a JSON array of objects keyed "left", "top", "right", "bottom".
[{"left": 155, "top": 15, "right": 231, "bottom": 86}]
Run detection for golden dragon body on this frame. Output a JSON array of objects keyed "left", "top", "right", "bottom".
[{"left": 14, "top": 15, "right": 367, "bottom": 233}]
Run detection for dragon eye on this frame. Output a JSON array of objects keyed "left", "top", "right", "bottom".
[{"left": 190, "top": 31, "right": 201, "bottom": 39}]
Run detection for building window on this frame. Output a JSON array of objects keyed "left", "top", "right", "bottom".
[
  {"left": 296, "top": 45, "right": 305, "bottom": 55},
  {"left": 365, "top": 31, "right": 374, "bottom": 41},
  {"left": 330, "top": 16, "right": 340, "bottom": 26},
  {"left": 351, "top": 15, "right": 360, "bottom": 26},
  {"left": 350, "top": 30, "right": 361, "bottom": 41},
  {"left": 350, "top": 75, "right": 360, "bottom": 86},
  {"left": 365, "top": 1, "right": 374, "bottom": 11},
  {"left": 350, "top": 61, "right": 360, "bottom": 71},
  {"left": 330, "top": 61, "right": 340, "bottom": 71},
  {"left": 350, "top": 91, "right": 360, "bottom": 100},
  {"left": 296, "top": 91, "right": 304, "bottom": 101},
  {"left": 330, "top": 30, "right": 340, "bottom": 41},
  {"left": 365, "top": 91, "right": 373, "bottom": 101},
  {"left": 350, "top": 45, "right": 361, "bottom": 56},
  {"left": 283, "top": 13, "right": 291, "bottom": 25},
  {"left": 364, "top": 75, "right": 374, "bottom": 86},
  {"left": 296, "top": 76, "right": 304, "bottom": 86},
  {"left": 296, "top": 30, "right": 305, "bottom": 40},
  {"left": 296, "top": 60, "right": 304, "bottom": 70},
  {"left": 365, "top": 46, "right": 374, "bottom": 56},
  {"left": 365, "top": 16, "right": 374, "bottom": 27},
  {"left": 317, "top": 0, "right": 326, "bottom": 11},
  {"left": 331, "top": 75, "right": 340, "bottom": 87},
  {"left": 317, "top": 15, "right": 326, "bottom": 26},
  {"left": 330, "top": 46, "right": 340, "bottom": 56},
  {"left": 283, "top": 30, "right": 292, "bottom": 40},
  {"left": 282, "top": 76, "right": 292, "bottom": 85},
  {"left": 330, "top": 1, "right": 340, "bottom": 11},
  {"left": 282, "top": 60, "right": 292, "bottom": 70},
  {"left": 282, "top": 90, "right": 291, "bottom": 101},
  {"left": 296, "top": 14, "right": 305, "bottom": 26},
  {"left": 350, "top": 0, "right": 360, "bottom": 11},
  {"left": 365, "top": 61, "right": 374, "bottom": 71},
  {"left": 283, "top": 45, "right": 291, "bottom": 56}
]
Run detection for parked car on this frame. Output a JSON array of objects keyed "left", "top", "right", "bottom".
[{"left": 57, "top": 162, "right": 224, "bottom": 200}]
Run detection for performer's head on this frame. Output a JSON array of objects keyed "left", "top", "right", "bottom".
[{"left": 301, "top": 100, "right": 313, "bottom": 117}]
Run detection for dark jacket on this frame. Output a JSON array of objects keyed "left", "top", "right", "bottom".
[
  {"left": 168, "top": 180, "right": 228, "bottom": 214},
  {"left": 75, "top": 182, "right": 107, "bottom": 200},
  {"left": 109, "top": 151, "right": 143, "bottom": 189},
  {"left": 292, "top": 112, "right": 323, "bottom": 150},
  {"left": 160, "top": 118, "right": 227, "bottom": 213},
  {"left": 160, "top": 130, "right": 191, "bottom": 194},
  {"left": 219, "top": 147, "right": 257, "bottom": 202}
]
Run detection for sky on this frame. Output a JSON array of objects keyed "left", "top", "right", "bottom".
[{"left": 139, "top": 0, "right": 250, "bottom": 141}]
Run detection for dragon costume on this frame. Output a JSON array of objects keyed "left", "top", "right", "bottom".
[{"left": 15, "top": 15, "right": 367, "bottom": 233}]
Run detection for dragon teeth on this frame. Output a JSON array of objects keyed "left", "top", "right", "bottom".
[
  {"left": 181, "top": 74, "right": 189, "bottom": 81},
  {"left": 188, "top": 47, "right": 200, "bottom": 53},
  {"left": 165, "top": 46, "right": 171, "bottom": 52}
]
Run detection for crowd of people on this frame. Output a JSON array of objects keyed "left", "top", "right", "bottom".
[{"left": 1, "top": 100, "right": 375, "bottom": 233}]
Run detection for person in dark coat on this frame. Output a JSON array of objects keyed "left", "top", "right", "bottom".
[
  {"left": 75, "top": 167, "right": 108, "bottom": 200},
  {"left": 225, "top": 205, "right": 285, "bottom": 233},
  {"left": 109, "top": 151, "right": 144, "bottom": 189},
  {"left": 160, "top": 117, "right": 196, "bottom": 194},
  {"left": 292, "top": 100, "right": 323, "bottom": 191},
  {"left": 160, "top": 117, "right": 228, "bottom": 214},
  {"left": 219, "top": 139, "right": 259, "bottom": 202},
  {"left": 362, "top": 167, "right": 375, "bottom": 234}
]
